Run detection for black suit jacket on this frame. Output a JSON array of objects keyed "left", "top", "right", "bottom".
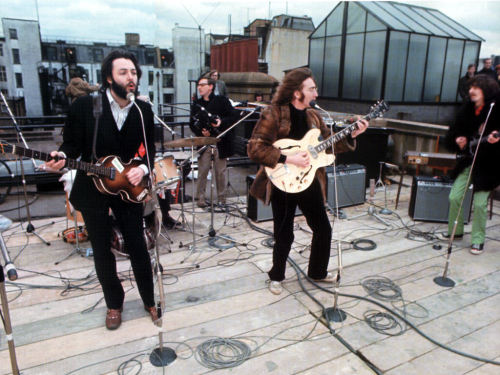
[
  {"left": 60, "top": 93, "right": 155, "bottom": 210},
  {"left": 189, "top": 93, "right": 237, "bottom": 159},
  {"left": 445, "top": 96, "right": 500, "bottom": 191}
]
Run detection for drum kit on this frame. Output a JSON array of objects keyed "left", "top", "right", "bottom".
[{"left": 110, "top": 136, "right": 220, "bottom": 260}]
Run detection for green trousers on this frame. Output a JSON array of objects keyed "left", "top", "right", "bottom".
[{"left": 448, "top": 167, "right": 490, "bottom": 244}]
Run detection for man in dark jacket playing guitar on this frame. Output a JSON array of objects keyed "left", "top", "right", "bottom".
[
  {"left": 45, "top": 50, "right": 158, "bottom": 330},
  {"left": 247, "top": 68, "right": 368, "bottom": 295},
  {"left": 444, "top": 75, "right": 500, "bottom": 254}
]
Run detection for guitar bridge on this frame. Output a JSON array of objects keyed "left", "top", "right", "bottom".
[{"left": 308, "top": 145, "right": 318, "bottom": 159}]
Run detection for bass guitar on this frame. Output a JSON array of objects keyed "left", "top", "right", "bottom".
[
  {"left": 265, "top": 101, "right": 389, "bottom": 193},
  {"left": 0, "top": 141, "right": 150, "bottom": 203},
  {"left": 457, "top": 132, "right": 500, "bottom": 160}
]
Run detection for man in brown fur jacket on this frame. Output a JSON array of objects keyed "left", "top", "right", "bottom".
[{"left": 247, "top": 68, "right": 368, "bottom": 295}]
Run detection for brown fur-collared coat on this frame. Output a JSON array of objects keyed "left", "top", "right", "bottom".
[{"left": 247, "top": 104, "right": 355, "bottom": 204}]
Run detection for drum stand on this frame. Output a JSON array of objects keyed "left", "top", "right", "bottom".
[
  {"left": 179, "top": 143, "right": 204, "bottom": 267},
  {"left": 180, "top": 146, "right": 245, "bottom": 265},
  {"left": 54, "top": 209, "right": 91, "bottom": 265},
  {"left": 172, "top": 161, "right": 193, "bottom": 234}
]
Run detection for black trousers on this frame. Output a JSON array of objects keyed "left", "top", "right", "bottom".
[
  {"left": 269, "top": 178, "right": 332, "bottom": 282},
  {"left": 80, "top": 196, "right": 155, "bottom": 310}
]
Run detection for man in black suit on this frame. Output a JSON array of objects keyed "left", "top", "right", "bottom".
[{"left": 45, "top": 50, "right": 158, "bottom": 330}]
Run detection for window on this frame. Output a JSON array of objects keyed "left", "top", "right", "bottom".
[
  {"left": 0, "top": 66, "right": 6, "bottom": 82},
  {"left": 385, "top": 32, "right": 410, "bottom": 101},
  {"left": 322, "top": 36, "right": 341, "bottom": 97},
  {"left": 149, "top": 91, "right": 154, "bottom": 102},
  {"left": 163, "top": 93, "right": 173, "bottom": 103},
  {"left": 15, "top": 73, "right": 23, "bottom": 88},
  {"left": 44, "top": 46, "right": 58, "bottom": 61},
  {"left": 12, "top": 48, "right": 20, "bottom": 64},
  {"left": 145, "top": 50, "right": 155, "bottom": 65},
  {"left": 162, "top": 74, "right": 173, "bottom": 88},
  {"left": 309, "top": 38, "right": 325, "bottom": 94},
  {"left": 9, "top": 28, "right": 18, "bottom": 39},
  {"left": 96, "top": 69, "right": 101, "bottom": 83},
  {"left": 92, "top": 48, "right": 103, "bottom": 63},
  {"left": 0, "top": 44, "right": 3, "bottom": 57},
  {"left": 404, "top": 34, "right": 428, "bottom": 101},
  {"left": 361, "top": 31, "right": 386, "bottom": 100},
  {"left": 423, "top": 37, "right": 447, "bottom": 102},
  {"left": 148, "top": 71, "right": 154, "bottom": 85},
  {"left": 342, "top": 34, "right": 364, "bottom": 99}
]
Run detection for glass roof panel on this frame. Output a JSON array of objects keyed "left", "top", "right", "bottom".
[
  {"left": 427, "top": 9, "right": 483, "bottom": 41},
  {"left": 412, "top": 7, "right": 463, "bottom": 38},
  {"left": 359, "top": 2, "right": 411, "bottom": 32},
  {"left": 376, "top": 2, "right": 429, "bottom": 34},
  {"left": 311, "top": 19, "right": 326, "bottom": 38},
  {"left": 392, "top": 3, "right": 449, "bottom": 36}
]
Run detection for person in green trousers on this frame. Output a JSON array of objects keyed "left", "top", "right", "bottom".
[{"left": 444, "top": 75, "right": 500, "bottom": 254}]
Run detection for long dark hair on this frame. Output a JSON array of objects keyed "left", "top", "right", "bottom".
[
  {"left": 272, "top": 68, "right": 315, "bottom": 106},
  {"left": 100, "top": 50, "right": 142, "bottom": 89},
  {"left": 469, "top": 75, "right": 499, "bottom": 102}
]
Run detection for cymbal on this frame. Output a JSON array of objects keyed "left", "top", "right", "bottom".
[{"left": 164, "top": 137, "right": 219, "bottom": 148}]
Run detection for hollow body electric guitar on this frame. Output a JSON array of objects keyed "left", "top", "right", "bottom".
[
  {"left": 265, "top": 101, "right": 389, "bottom": 193},
  {"left": 0, "top": 142, "right": 150, "bottom": 203}
]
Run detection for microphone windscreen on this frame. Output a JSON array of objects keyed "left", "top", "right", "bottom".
[
  {"left": 126, "top": 92, "right": 135, "bottom": 102},
  {"left": 309, "top": 100, "right": 317, "bottom": 108}
]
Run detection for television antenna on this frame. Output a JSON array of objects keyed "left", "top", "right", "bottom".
[{"left": 182, "top": 3, "right": 221, "bottom": 76}]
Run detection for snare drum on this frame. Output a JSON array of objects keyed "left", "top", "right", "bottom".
[{"left": 154, "top": 155, "right": 180, "bottom": 189}]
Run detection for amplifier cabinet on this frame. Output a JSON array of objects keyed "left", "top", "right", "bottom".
[
  {"left": 409, "top": 176, "right": 472, "bottom": 223},
  {"left": 246, "top": 175, "right": 302, "bottom": 222},
  {"left": 326, "top": 164, "right": 366, "bottom": 208}
]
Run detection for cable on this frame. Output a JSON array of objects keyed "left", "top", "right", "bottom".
[
  {"left": 287, "top": 257, "right": 500, "bottom": 366},
  {"left": 195, "top": 338, "right": 252, "bottom": 369}
]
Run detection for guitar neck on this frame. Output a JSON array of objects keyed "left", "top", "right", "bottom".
[
  {"left": 11, "top": 145, "right": 113, "bottom": 178},
  {"left": 315, "top": 114, "right": 370, "bottom": 153}
]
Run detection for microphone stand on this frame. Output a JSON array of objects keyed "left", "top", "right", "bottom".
[
  {"left": 0, "top": 215, "right": 18, "bottom": 281},
  {"left": 0, "top": 263, "right": 20, "bottom": 375},
  {"left": 0, "top": 92, "right": 51, "bottom": 246},
  {"left": 129, "top": 95, "right": 176, "bottom": 367},
  {"left": 434, "top": 102, "right": 495, "bottom": 288},
  {"left": 178, "top": 108, "right": 257, "bottom": 262},
  {"left": 311, "top": 101, "right": 347, "bottom": 322},
  {"left": 143, "top": 99, "right": 178, "bottom": 137}
]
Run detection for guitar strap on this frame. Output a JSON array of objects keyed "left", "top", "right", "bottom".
[{"left": 91, "top": 93, "right": 103, "bottom": 163}]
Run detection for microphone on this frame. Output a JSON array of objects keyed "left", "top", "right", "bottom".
[
  {"left": 127, "top": 92, "right": 135, "bottom": 103},
  {"left": 136, "top": 95, "right": 178, "bottom": 136},
  {"left": 309, "top": 100, "right": 335, "bottom": 127},
  {"left": 0, "top": 215, "right": 17, "bottom": 281}
]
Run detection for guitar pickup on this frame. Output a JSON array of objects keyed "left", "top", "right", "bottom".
[{"left": 109, "top": 168, "right": 116, "bottom": 180}]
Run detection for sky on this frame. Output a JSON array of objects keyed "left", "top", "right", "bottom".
[{"left": 1, "top": 0, "right": 499, "bottom": 57}]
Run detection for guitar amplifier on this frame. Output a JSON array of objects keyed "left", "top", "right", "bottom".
[
  {"left": 246, "top": 175, "right": 302, "bottom": 222},
  {"left": 409, "top": 176, "right": 472, "bottom": 223},
  {"left": 326, "top": 164, "right": 366, "bottom": 208}
]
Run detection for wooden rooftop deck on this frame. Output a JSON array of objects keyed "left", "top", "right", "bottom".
[{"left": 1, "top": 178, "right": 499, "bottom": 374}]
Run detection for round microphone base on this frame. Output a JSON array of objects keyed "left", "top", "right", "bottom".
[
  {"left": 324, "top": 307, "right": 347, "bottom": 322},
  {"left": 433, "top": 276, "right": 455, "bottom": 288},
  {"left": 149, "top": 347, "right": 177, "bottom": 367}
]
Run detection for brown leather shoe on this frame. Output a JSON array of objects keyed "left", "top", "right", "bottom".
[
  {"left": 144, "top": 305, "right": 159, "bottom": 324},
  {"left": 105, "top": 307, "right": 122, "bottom": 330}
]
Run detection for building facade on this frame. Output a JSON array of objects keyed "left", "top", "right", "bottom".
[
  {"left": 1, "top": 18, "right": 175, "bottom": 117},
  {"left": 1, "top": 18, "right": 43, "bottom": 116}
]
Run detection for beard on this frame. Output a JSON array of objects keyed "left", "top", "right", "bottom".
[{"left": 111, "top": 78, "right": 137, "bottom": 100}]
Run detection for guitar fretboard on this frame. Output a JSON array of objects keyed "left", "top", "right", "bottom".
[
  {"left": 10, "top": 145, "right": 114, "bottom": 178},
  {"left": 315, "top": 113, "right": 371, "bottom": 153}
]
